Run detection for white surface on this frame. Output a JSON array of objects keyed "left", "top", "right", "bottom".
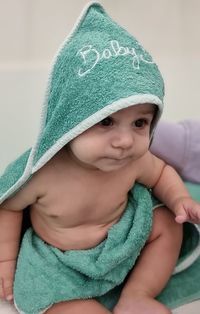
[
  {"left": 0, "top": 301, "right": 18, "bottom": 314},
  {"left": 173, "top": 301, "right": 200, "bottom": 314},
  {"left": 0, "top": 300, "right": 200, "bottom": 314}
]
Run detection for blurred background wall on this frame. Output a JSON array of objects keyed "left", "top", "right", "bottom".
[{"left": 0, "top": 0, "right": 200, "bottom": 172}]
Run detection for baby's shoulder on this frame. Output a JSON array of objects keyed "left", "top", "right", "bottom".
[
  {"left": 0, "top": 174, "right": 40, "bottom": 211},
  {"left": 31, "top": 152, "right": 71, "bottom": 189}
]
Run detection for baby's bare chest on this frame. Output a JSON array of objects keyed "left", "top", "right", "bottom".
[{"left": 32, "top": 171, "right": 134, "bottom": 227}]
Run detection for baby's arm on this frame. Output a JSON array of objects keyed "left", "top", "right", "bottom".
[
  {"left": 0, "top": 178, "right": 39, "bottom": 302},
  {"left": 0, "top": 209, "right": 22, "bottom": 302},
  {"left": 137, "top": 152, "right": 200, "bottom": 224},
  {"left": 153, "top": 164, "right": 200, "bottom": 224}
]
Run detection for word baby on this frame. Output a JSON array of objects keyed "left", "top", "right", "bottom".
[{"left": 77, "top": 40, "right": 154, "bottom": 77}]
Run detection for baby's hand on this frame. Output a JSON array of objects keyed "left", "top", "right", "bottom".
[
  {"left": 0, "top": 259, "right": 16, "bottom": 302},
  {"left": 174, "top": 197, "right": 200, "bottom": 224}
]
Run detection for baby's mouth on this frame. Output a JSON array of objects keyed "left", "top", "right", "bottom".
[{"left": 107, "top": 156, "right": 132, "bottom": 162}]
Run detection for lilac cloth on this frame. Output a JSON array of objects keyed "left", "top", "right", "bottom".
[{"left": 150, "top": 120, "right": 200, "bottom": 184}]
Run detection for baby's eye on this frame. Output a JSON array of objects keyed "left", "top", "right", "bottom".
[
  {"left": 134, "top": 119, "right": 148, "bottom": 128},
  {"left": 99, "top": 117, "right": 114, "bottom": 127}
]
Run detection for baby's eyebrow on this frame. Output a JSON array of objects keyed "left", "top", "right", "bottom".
[{"left": 138, "top": 109, "right": 155, "bottom": 115}]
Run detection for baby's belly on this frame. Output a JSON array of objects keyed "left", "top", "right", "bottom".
[{"left": 31, "top": 212, "right": 122, "bottom": 251}]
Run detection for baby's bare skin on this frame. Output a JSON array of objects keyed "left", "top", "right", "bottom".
[
  {"left": 26, "top": 149, "right": 138, "bottom": 250},
  {"left": 0, "top": 148, "right": 139, "bottom": 303},
  {"left": 2, "top": 148, "right": 138, "bottom": 251}
]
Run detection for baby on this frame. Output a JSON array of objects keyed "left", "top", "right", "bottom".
[
  {"left": 1, "top": 103, "right": 200, "bottom": 314},
  {"left": 0, "top": 3, "right": 200, "bottom": 314}
]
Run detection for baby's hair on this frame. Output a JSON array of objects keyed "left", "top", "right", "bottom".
[
  {"left": 149, "top": 105, "right": 159, "bottom": 146},
  {"left": 151, "top": 105, "right": 159, "bottom": 129}
]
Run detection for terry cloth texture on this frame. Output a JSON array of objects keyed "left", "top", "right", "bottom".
[
  {"left": 0, "top": 1, "right": 199, "bottom": 312},
  {"left": 14, "top": 184, "right": 154, "bottom": 314},
  {"left": 0, "top": 1, "right": 164, "bottom": 205}
]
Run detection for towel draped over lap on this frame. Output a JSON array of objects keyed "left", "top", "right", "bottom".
[{"left": 14, "top": 184, "right": 153, "bottom": 313}]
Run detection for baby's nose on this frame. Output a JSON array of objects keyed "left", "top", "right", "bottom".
[{"left": 112, "top": 130, "right": 133, "bottom": 149}]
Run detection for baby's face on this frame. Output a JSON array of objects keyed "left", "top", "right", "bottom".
[{"left": 68, "top": 103, "right": 156, "bottom": 172}]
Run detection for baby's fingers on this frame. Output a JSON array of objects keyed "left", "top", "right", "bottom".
[
  {"left": 175, "top": 214, "right": 188, "bottom": 224},
  {"left": 0, "top": 277, "right": 13, "bottom": 302},
  {"left": 175, "top": 208, "right": 188, "bottom": 223},
  {"left": 188, "top": 208, "right": 200, "bottom": 224}
]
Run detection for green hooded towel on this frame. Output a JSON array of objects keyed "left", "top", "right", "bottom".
[{"left": 0, "top": 2, "right": 200, "bottom": 314}]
